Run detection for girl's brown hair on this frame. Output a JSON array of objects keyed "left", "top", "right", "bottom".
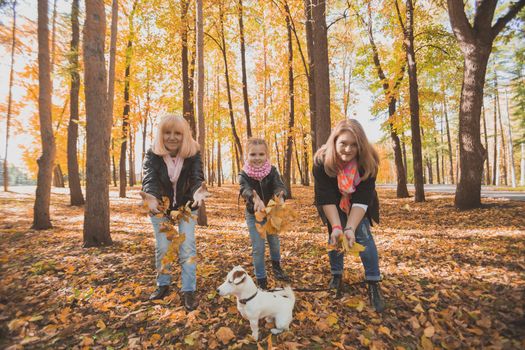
[
  {"left": 152, "top": 114, "right": 200, "bottom": 158},
  {"left": 314, "top": 119, "right": 379, "bottom": 179}
]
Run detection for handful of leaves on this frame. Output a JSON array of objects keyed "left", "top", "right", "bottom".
[
  {"left": 329, "top": 234, "right": 366, "bottom": 257},
  {"left": 254, "top": 195, "right": 297, "bottom": 239}
]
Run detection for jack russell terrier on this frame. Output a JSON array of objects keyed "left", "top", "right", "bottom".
[{"left": 217, "top": 266, "right": 295, "bottom": 341}]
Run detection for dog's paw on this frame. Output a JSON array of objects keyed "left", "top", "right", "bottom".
[{"left": 270, "top": 328, "right": 284, "bottom": 335}]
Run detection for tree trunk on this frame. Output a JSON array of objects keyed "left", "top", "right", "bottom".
[
  {"left": 111, "top": 140, "right": 117, "bottom": 187},
  {"left": 83, "top": 0, "right": 112, "bottom": 246},
  {"left": 492, "top": 80, "right": 499, "bottom": 185},
  {"left": 219, "top": 8, "right": 243, "bottom": 162},
  {"left": 443, "top": 95, "right": 454, "bottom": 184},
  {"left": 504, "top": 89, "right": 516, "bottom": 187},
  {"left": 283, "top": 3, "right": 294, "bottom": 199},
  {"left": 217, "top": 139, "right": 222, "bottom": 187},
  {"left": 482, "top": 103, "right": 490, "bottom": 185},
  {"left": 238, "top": 0, "right": 252, "bottom": 138},
  {"left": 495, "top": 81, "right": 508, "bottom": 186},
  {"left": 302, "top": 131, "right": 310, "bottom": 185},
  {"left": 128, "top": 129, "right": 135, "bottom": 186},
  {"left": 181, "top": 0, "right": 196, "bottom": 136},
  {"left": 3, "top": 0, "right": 17, "bottom": 192},
  {"left": 67, "top": 0, "right": 84, "bottom": 205},
  {"left": 196, "top": 0, "right": 207, "bottom": 226},
  {"left": 294, "top": 136, "right": 304, "bottom": 185},
  {"left": 399, "top": 0, "right": 424, "bottom": 202},
  {"left": 33, "top": 0, "right": 56, "bottom": 230},
  {"left": 274, "top": 134, "right": 282, "bottom": 174},
  {"left": 119, "top": 37, "right": 132, "bottom": 198},
  {"left": 303, "top": 0, "right": 318, "bottom": 153},
  {"left": 521, "top": 143, "right": 525, "bottom": 186},
  {"left": 311, "top": 0, "right": 330, "bottom": 148},
  {"left": 107, "top": 0, "right": 118, "bottom": 188}
]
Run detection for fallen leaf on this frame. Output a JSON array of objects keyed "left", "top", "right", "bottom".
[{"left": 216, "top": 326, "right": 235, "bottom": 344}]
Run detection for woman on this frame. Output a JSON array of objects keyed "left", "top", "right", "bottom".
[
  {"left": 313, "top": 119, "right": 385, "bottom": 312},
  {"left": 141, "top": 114, "right": 206, "bottom": 311}
]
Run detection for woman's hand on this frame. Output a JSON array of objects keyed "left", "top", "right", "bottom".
[
  {"left": 329, "top": 227, "right": 344, "bottom": 246},
  {"left": 276, "top": 190, "right": 285, "bottom": 204},
  {"left": 252, "top": 190, "right": 265, "bottom": 212},
  {"left": 139, "top": 191, "right": 161, "bottom": 214},
  {"left": 192, "top": 183, "right": 211, "bottom": 208},
  {"left": 344, "top": 227, "right": 356, "bottom": 247}
]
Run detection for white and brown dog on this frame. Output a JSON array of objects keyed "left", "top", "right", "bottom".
[{"left": 217, "top": 266, "right": 295, "bottom": 341}]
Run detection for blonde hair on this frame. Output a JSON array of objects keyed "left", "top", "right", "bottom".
[
  {"left": 245, "top": 138, "right": 269, "bottom": 159},
  {"left": 314, "top": 119, "right": 379, "bottom": 180},
  {"left": 152, "top": 114, "right": 200, "bottom": 158}
]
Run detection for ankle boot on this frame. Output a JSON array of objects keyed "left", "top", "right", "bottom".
[
  {"left": 149, "top": 285, "right": 169, "bottom": 300},
  {"left": 367, "top": 281, "right": 385, "bottom": 312},
  {"left": 257, "top": 277, "right": 268, "bottom": 290},
  {"left": 328, "top": 274, "right": 342, "bottom": 290},
  {"left": 271, "top": 260, "right": 290, "bottom": 281},
  {"left": 183, "top": 291, "right": 198, "bottom": 311}
]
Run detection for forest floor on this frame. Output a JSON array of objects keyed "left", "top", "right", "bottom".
[{"left": 1, "top": 185, "right": 524, "bottom": 350}]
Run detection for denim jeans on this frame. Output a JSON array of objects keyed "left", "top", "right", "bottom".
[
  {"left": 245, "top": 210, "right": 281, "bottom": 279},
  {"left": 150, "top": 213, "right": 197, "bottom": 291},
  {"left": 328, "top": 217, "right": 381, "bottom": 281}
]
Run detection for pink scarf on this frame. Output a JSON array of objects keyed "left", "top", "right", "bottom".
[
  {"left": 163, "top": 155, "right": 184, "bottom": 205},
  {"left": 337, "top": 159, "right": 361, "bottom": 214},
  {"left": 243, "top": 160, "right": 271, "bottom": 181}
]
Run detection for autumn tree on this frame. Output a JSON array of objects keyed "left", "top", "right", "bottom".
[
  {"left": 447, "top": 0, "right": 525, "bottom": 209},
  {"left": 33, "top": 0, "right": 56, "bottom": 230},
  {"left": 3, "top": 0, "right": 16, "bottom": 192},
  {"left": 83, "top": 0, "right": 112, "bottom": 247},
  {"left": 67, "top": 0, "right": 84, "bottom": 206}
]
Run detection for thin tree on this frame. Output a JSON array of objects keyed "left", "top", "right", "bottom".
[
  {"left": 67, "top": 0, "right": 84, "bottom": 205},
  {"left": 196, "top": 0, "right": 207, "bottom": 225},
  {"left": 447, "top": 0, "right": 525, "bottom": 209},
  {"left": 481, "top": 103, "right": 490, "bottom": 184},
  {"left": 395, "top": 0, "right": 425, "bottom": 202},
  {"left": 303, "top": 0, "right": 317, "bottom": 153},
  {"left": 504, "top": 89, "right": 517, "bottom": 187},
  {"left": 33, "top": 0, "right": 57, "bottom": 230},
  {"left": 181, "top": 0, "right": 196, "bottom": 135},
  {"left": 83, "top": 0, "right": 112, "bottom": 247},
  {"left": 238, "top": 0, "right": 252, "bottom": 138},
  {"left": 3, "top": 0, "right": 17, "bottom": 192},
  {"left": 108, "top": 0, "right": 118, "bottom": 189},
  {"left": 283, "top": 0, "right": 294, "bottom": 198}
]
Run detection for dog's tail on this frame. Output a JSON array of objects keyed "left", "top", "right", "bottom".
[{"left": 282, "top": 286, "right": 295, "bottom": 305}]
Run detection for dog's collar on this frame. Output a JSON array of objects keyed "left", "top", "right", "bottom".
[{"left": 239, "top": 291, "right": 258, "bottom": 305}]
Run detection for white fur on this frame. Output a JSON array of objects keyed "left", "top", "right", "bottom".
[{"left": 217, "top": 266, "right": 295, "bottom": 341}]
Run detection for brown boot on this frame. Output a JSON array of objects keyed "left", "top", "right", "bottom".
[{"left": 183, "top": 291, "right": 198, "bottom": 311}]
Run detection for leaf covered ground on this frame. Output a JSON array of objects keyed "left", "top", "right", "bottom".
[{"left": 0, "top": 185, "right": 524, "bottom": 349}]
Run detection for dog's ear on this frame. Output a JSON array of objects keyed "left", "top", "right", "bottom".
[{"left": 232, "top": 270, "right": 246, "bottom": 285}]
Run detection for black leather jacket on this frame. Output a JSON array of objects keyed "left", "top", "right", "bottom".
[
  {"left": 238, "top": 166, "right": 288, "bottom": 214},
  {"left": 142, "top": 149, "right": 204, "bottom": 210}
]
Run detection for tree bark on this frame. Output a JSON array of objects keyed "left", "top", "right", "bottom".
[
  {"left": 284, "top": 3, "right": 294, "bottom": 199},
  {"left": 311, "top": 0, "right": 331, "bottom": 148},
  {"left": 443, "top": 94, "right": 454, "bottom": 184},
  {"left": 481, "top": 103, "right": 490, "bottom": 185},
  {"left": 238, "top": 0, "right": 252, "bottom": 138},
  {"left": 397, "top": 0, "right": 425, "bottom": 202},
  {"left": 108, "top": 0, "right": 118, "bottom": 189},
  {"left": 492, "top": 78, "right": 499, "bottom": 185},
  {"left": 196, "top": 0, "right": 207, "bottom": 226},
  {"left": 3, "top": 0, "right": 17, "bottom": 192},
  {"left": 447, "top": 0, "right": 525, "bottom": 209},
  {"left": 303, "top": 0, "right": 317, "bottom": 153},
  {"left": 496, "top": 82, "right": 508, "bottom": 186},
  {"left": 181, "top": 0, "right": 196, "bottom": 136},
  {"left": 33, "top": 0, "right": 56, "bottom": 230},
  {"left": 83, "top": 0, "right": 112, "bottom": 246},
  {"left": 119, "top": 37, "right": 132, "bottom": 198},
  {"left": 504, "top": 89, "right": 516, "bottom": 187}
]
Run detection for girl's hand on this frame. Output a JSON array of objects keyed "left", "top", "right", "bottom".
[
  {"left": 329, "top": 227, "right": 344, "bottom": 246},
  {"left": 140, "top": 191, "right": 161, "bottom": 214},
  {"left": 252, "top": 190, "right": 265, "bottom": 212},
  {"left": 276, "top": 190, "right": 285, "bottom": 204},
  {"left": 344, "top": 227, "right": 356, "bottom": 247},
  {"left": 192, "top": 183, "right": 211, "bottom": 208}
]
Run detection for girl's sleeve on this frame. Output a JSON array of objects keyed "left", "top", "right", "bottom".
[
  {"left": 142, "top": 152, "right": 162, "bottom": 200},
  {"left": 272, "top": 168, "right": 288, "bottom": 198},
  {"left": 189, "top": 152, "right": 205, "bottom": 197},
  {"left": 238, "top": 172, "right": 254, "bottom": 202},
  {"left": 352, "top": 176, "right": 376, "bottom": 206},
  {"left": 313, "top": 162, "right": 340, "bottom": 205}
]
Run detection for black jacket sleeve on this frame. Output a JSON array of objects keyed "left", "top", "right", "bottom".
[
  {"left": 352, "top": 175, "right": 376, "bottom": 206},
  {"left": 188, "top": 152, "right": 205, "bottom": 198},
  {"left": 238, "top": 172, "right": 254, "bottom": 203},
  {"left": 142, "top": 151, "right": 162, "bottom": 201},
  {"left": 271, "top": 167, "right": 288, "bottom": 198},
  {"left": 313, "top": 161, "right": 341, "bottom": 206}
]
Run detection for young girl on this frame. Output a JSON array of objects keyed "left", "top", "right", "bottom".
[
  {"left": 239, "top": 138, "right": 290, "bottom": 290},
  {"left": 141, "top": 114, "right": 206, "bottom": 311},
  {"left": 313, "top": 119, "right": 385, "bottom": 312}
]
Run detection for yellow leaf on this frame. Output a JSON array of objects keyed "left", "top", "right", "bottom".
[
  {"left": 8, "top": 318, "right": 27, "bottom": 331},
  {"left": 96, "top": 319, "right": 106, "bottom": 331},
  {"left": 423, "top": 325, "right": 435, "bottom": 338},
  {"left": 345, "top": 297, "right": 365, "bottom": 311},
  {"left": 413, "top": 303, "right": 424, "bottom": 313},
  {"left": 255, "top": 211, "right": 266, "bottom": 222},
  {"left": 420, "top": 335, "right": 433, "bottom": 350},
  {"left": 378, "top": 325, "right": 391, "bottom": 336},
  {"left": 216, "top": 326, "right": 235, "bottom": 344},
  {"left": 326, "top": 313, "right": 338, "bottom": 327}
]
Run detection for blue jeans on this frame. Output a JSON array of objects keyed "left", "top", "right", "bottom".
[
  {"left": 150, "top": 213, "right": 197, "bottom": 291},
  {"left": 328, "top": 217, "right": 381, "bottom": 281},
  {"left": 246, "top": 211, "right": 281, "bottom": 279}
]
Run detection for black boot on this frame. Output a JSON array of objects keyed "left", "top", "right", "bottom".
[
  {"left": 183, "top": 291, "right": 198, "bottom": 311},
  {"left": 367, "top": 281, "right": 385, "bottom": 312},
  {"left": 257, "top": 277, "right": 268, "bottom": 290},
  {"left": 328, "top": 274, "right": 342, "bottom": 290},
  {"left": 149, "top": 285, "right": 169, "bottom": 300},
  {"left": 271, "top": 260, "right": 290, "bottom": 282}
]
